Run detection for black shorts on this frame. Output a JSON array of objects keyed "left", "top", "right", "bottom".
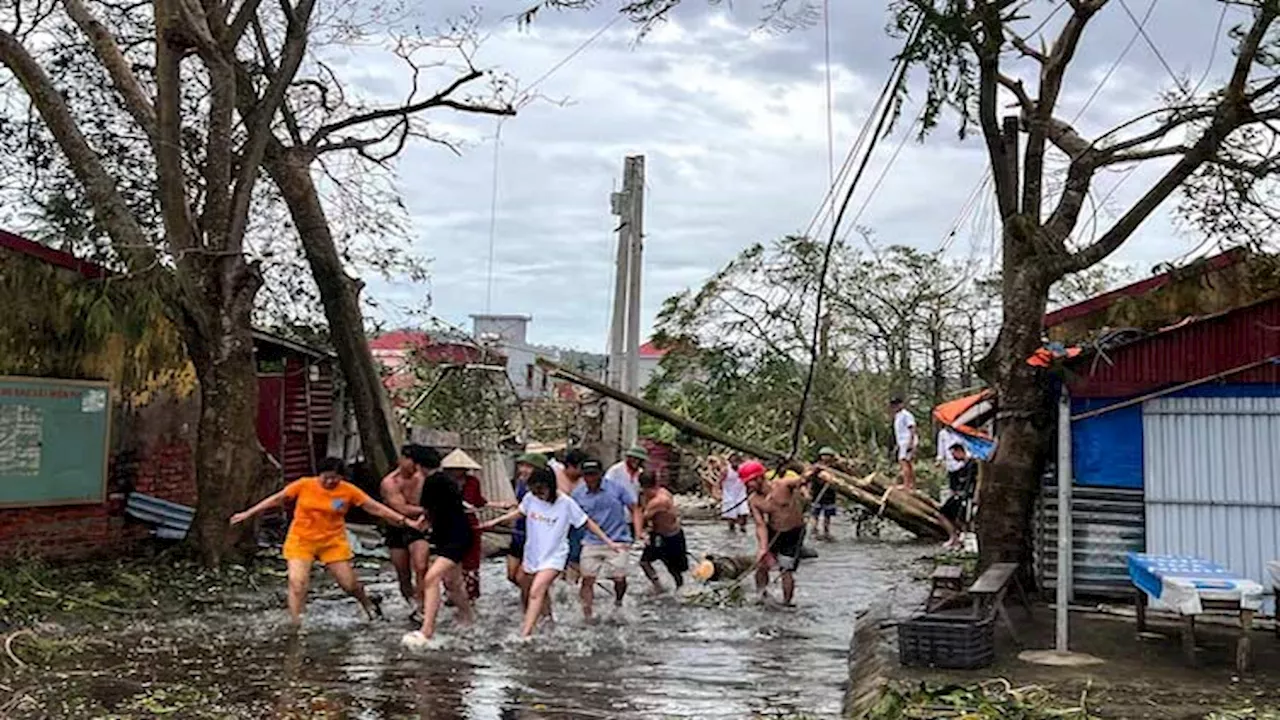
[
  {"left": 384, "top": 524, "right": 428, "bottom": 550},
  {"left": 941, "top": 495, "right": 970, "bottom": 523},
  {"left": 429, "top": 525, "right": 473, "bottom": 564},
  {"left": 767, "top": 526, "right": 805, "bottom": 571},
  {"left": 506, "top": 537, "right": 526, "bottom": 558},
  {"left": 641, "top": 530, "right": 689, "bottom": 575}
]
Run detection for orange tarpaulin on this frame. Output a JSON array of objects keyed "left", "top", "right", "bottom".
[{"left": 1027, "top": 345, "right": 1082, "bottom": 367}]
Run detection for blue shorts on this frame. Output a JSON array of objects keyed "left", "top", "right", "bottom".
[
  {"left": 568, "top": 525, "right": 585, "bottom": 564},
  {"left": 812, "top": 504, "right": 837, "bottom": 518}
]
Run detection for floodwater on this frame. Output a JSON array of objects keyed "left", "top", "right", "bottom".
[{"left": 18, "top": 521, "right": 928, "bottom": 719}]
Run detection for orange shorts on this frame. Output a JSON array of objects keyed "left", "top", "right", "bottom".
[{"left": 282, "top": 535, "right": 353, "bottom": 565}]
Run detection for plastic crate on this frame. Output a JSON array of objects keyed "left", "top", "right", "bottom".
[{"left": 897, "top": 610, "right": 995, "bottom": 669}]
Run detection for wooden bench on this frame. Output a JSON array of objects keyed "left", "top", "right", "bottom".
[
  {"left": 926, "top": 565, "right": 965, "bottom": 611},
  {"left": 968, "top": 562, "right": 1032, "bottom": 644}
]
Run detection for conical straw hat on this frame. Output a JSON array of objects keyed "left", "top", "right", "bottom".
[{"left": 441, "top": 448, "right": 482, "bottom": 471}]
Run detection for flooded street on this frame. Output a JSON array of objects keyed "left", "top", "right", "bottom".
[{"left": 18, "top": 521, "right": 928, "bottom": 719}]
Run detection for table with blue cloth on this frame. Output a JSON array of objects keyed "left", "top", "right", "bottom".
[{"left": 1127, "top": 552, "right": 1264, "bottom": 672}]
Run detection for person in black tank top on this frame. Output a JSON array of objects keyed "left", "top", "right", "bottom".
[{"left": 405, "top": 451, "right": 476, "bottom": 642}]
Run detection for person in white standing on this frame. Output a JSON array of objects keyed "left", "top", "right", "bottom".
[
  {"left": 604, "top": 445, "right": 648, "bottom": 497},
  {"left": 936, "top": 425, "right": 966, "bottom": 504},
  {"left": 478, "top": 466, "right": 622, "bottom": 637},
  {"left": 719, "top": 453, "right": 750, "bottom": 533},
  {"left": 890, "top": 397, "right": 918, "bottom": 490}
]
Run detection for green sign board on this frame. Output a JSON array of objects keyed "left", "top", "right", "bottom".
[{"left": 0, "top": 376, "right": 110, "bottom": 507}]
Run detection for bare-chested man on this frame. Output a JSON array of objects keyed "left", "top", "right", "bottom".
[
  {"left": 379, "top": 444, "right": 432, "bottom": 617},
  {"left": 740, "top": 460, "right": 809, "bottom": 606},
  {"left": 638, "top": 473, "right": 688, "bottom": 592}
]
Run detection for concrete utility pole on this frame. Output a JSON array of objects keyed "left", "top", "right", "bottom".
[
  {"left": 621, "top": 155, "right": 645, "bottom": 448},
  {"left": 605, "top": 180, "right": 631, "bottom": 455}
]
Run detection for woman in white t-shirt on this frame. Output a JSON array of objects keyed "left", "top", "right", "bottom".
[{"left": 479, "top": 466, "right": 622, "bottom": 637}]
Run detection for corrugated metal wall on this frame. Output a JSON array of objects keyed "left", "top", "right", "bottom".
[
  {"left": 1035, "top": 469, "right": 1146, "bottom": 598},
  {"left": 1144, "top": 395, "right": 1280, "bottom": 615}
]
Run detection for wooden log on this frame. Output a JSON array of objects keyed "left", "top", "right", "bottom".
[{"left": 539, "top": 357, "right": 950, "bottom": 541}]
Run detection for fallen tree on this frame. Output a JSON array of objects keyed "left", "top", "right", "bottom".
[{"left": 538, "top": 358, "right": 948, "bottom": 540}]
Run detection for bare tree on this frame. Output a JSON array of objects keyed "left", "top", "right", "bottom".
[
  {"left": 887, "top": 0, "right": 1280, "bottom": 563},
  {"left": 0, "top": 1, "right": 513, "bottom": 563}
]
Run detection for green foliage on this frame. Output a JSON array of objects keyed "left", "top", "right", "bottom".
[
  {"left": 0, "top": 251, "right": 182, "bottom": 387},
  {"left": 399, "top": 349, "right": 519, "bottom": 438},
  {"left": 641, "top": 236, "right": 998, "bottom": 458},
  {"left": 862, "top": 681, "right": 1100, "bottom": 719}
]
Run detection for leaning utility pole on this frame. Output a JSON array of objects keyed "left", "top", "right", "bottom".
[{"left": 621, "top": 155, "right": 645, "bottom": 448}]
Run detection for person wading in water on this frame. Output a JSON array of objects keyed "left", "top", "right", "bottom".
[
  {"left": 380, "top": 444, "right": 430, "bottom": 618},
  {"left": 406, "top": 447, "right": 477, "bottom": 642},
  {"left": 505, "top": 453, "right": 543, "bottom": 609},
  {"left": 231, "top": 457, "right": 426, "bottom": 625},
  {"left": 479, "top": 467, "right": 622, "bottom": 637},
  {"left": 638, "top": 472, "right": 689, "bottom": 592},
  {"left": 741, "top": 460, "right": 809, "bottom": 607}
]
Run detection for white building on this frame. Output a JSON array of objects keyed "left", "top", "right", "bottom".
[{"left": 471, "top": 314, "right": 561, "bottom": 399}]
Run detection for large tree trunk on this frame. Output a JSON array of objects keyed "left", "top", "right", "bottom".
[
  {"left": 975, "top": 254, "right": 1055, "bottom": 566},
  {"left": 181, "top": 261, "right": 264, "bottom": 565},
  {"left": 267, "top": 148, "right": 399, "bottom": 477}
]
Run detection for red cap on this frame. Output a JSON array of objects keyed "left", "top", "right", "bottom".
[{"left": 738, "top": 461, "right": 766, "bottom": 482}]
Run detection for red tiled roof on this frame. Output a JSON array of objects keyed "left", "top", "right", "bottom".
[
  {"left": 369, "top": 330, "right": 432, "bottom": 352},
  {"left": 639, "top": 341, "right": 667, "bottom": 358},
  {"left": 1043, "top": 249, "right": 1246, "bottom": 328}
]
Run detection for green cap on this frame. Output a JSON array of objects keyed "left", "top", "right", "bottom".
[
  {"left": 624, "top": 445, "right": 649, "bottom": 462},
  {"left": 817, "top": 446, "right": 837, "bottom": 457},
  {"left": 516, "top": 452, "right": 548, "bottom": 469}
]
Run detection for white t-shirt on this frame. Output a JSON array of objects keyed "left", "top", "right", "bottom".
[
  {"left": 894, "top": 408, "right": 917, "bottom": 455},
  {"left": 519, "top": 492, "right": 588, "bottom": 573},
  {"left": 937, "top": 427, "right": 966, "bottom": 472},
  {"left": 604, "top": 460, "right": 641, "bottom": 497}
]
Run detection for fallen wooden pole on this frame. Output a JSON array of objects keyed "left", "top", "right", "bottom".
[{"left": 538, "top": 357, "right": 948, "bottom": 541}]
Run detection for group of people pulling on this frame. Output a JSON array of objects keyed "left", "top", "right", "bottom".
[
  {"left": 230, "top": 444, "right": 691, "bottom": 641},
  {"left": 230, "top": 396, "right": 981, "bottom": 639}
]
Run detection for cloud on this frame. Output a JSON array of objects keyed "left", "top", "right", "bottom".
[{"left": 361, "top": 0, "right": 1245, "bottom": 350}]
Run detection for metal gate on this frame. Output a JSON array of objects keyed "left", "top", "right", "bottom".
[{"left": 1143, "top": 395, "right": 1280, "bottom": 615}]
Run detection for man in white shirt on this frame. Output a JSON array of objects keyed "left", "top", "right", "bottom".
[
  {"left": 936, "top": 427, "right": 967, "bottom": 474},
  {"left": 890, "top": 397, "right": 917, "bottom": 490},
  {"left": 604, "top": 445, "right": 648, "bottom": 497}
]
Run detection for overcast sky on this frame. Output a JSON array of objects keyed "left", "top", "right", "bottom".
[{"left": 356, "top": 0, "right": 1247, "bottom": 351}]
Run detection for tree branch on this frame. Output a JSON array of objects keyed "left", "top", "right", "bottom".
[
  {"left": 61, "top": 0, "right": 157, "bottom": 141},
  {"left": 155, "top": 0, "right": 199, "bottom": 249},
  {"left": 224, "top": 0, "right": 264, "bottom": 49},
  {"left": 226, "top": 0, "right": 315, "bottom": 249},
  {"left": 308, "top": 68, "right": 513, "bottom": 148},
  {"left": 1021, "top": 0, "right": 1103, "bottom": 223},
  {"left": 0, "top": 24, "right": 155, "bottom": 270}
]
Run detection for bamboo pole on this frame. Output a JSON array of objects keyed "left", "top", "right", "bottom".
[{"left": 538, "top": 357, "right": 949, "bottom": 540}]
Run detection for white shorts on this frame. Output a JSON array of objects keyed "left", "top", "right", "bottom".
[
  {"left": 898, "top": 447, "right": 915, "bottom": 462},
  {"left": 580, "top": 543, "right": 630, "bottom": 579}
]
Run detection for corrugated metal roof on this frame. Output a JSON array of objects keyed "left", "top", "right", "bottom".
[
  {"left": 1068, "top": 294, "right": 1280, "bottom": 398},
  {"left": 1143, "top": 395, "right": 1280, "bottom": 616},
  {"left": 1044, "top": 249, "right": 1245, "bottom": 328}
]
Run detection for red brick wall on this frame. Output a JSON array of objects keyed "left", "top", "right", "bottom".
[{"left": 0, "top": 504, "right": 147, "bottom": 561}]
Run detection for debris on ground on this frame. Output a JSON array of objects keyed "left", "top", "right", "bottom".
[{"left": 859, "top": 680, "right": 1100, "bottom": 719}]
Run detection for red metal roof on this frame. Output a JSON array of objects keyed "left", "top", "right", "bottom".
[
  {"left": 639, "top": 341, "right": 667, "bottom": 358},
  {"left": 0, "top": 228, "right": 107, "bottom": 279},
  {"left": 1067, "top": 294, "right": 1280, "bottom": 398},
  {"left": 1044, "top": 249, "right": 1246, "bottom": 328}
]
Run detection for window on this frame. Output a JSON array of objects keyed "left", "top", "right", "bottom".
[
  {"left": 540, "top": 370, "right": 548, "bottom": 391},
  {"left": 525, "top": 364, "right": 534, "bottom": 389}
]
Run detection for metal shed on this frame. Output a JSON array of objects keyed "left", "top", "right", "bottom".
[{"left": 1038, "top": 293, "right": 1280, "bottom": 608}]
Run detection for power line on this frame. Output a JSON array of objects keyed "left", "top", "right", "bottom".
[
  {"left": 484, "top": 120, "right": 504, "bottom": 313},
  {"left": 522, "top": 15, "right": 623, "bottom": 96},
  {"left": 1117, "top": 0, "right": 1186, "bottom": 92},
  {"left": 786, "top": 15, "right": 923, "bottom": 460},
  {"left": 841, "top": 101, "right": 927, "bottom": 240}
]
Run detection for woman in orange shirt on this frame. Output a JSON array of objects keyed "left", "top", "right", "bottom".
[{"left": 231, "top": 457, "right": 427, "bottom": 624}]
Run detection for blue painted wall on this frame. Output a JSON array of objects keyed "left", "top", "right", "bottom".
[{"left": 1069, "top": 382, "right": 1280, "bottom": 488}]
